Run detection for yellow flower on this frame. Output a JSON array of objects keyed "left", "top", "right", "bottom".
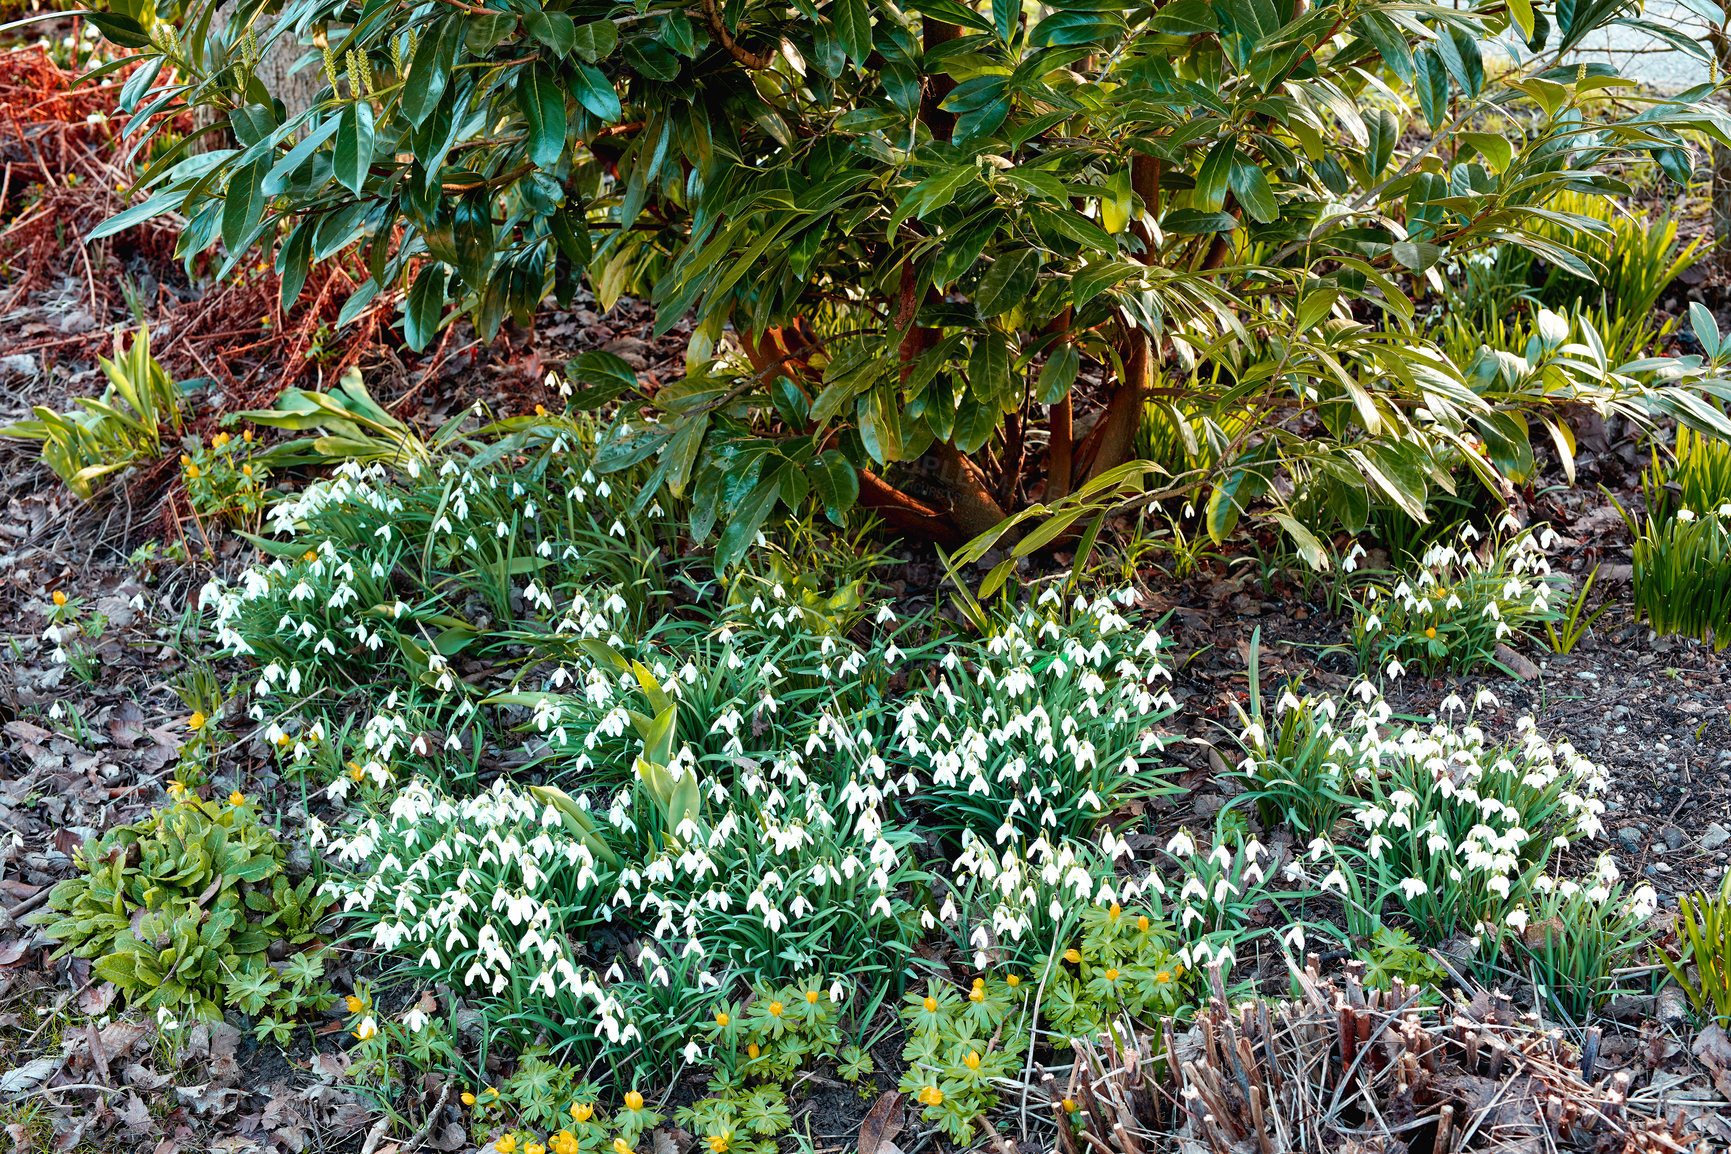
[
  {"left": 553, "top": 1134, "right": 576, "bottom": 1154},
  {"left": 1155, "top": 970, "right": 1171, "bottom": 983},
  {"left": 51, "top": 590, "right": 67, "bottom": 606},
  {"left": 345, "top": 995, "right": 363, "bottom": 1013},
  {"left": 527, "top": 1144, "right": 545, "bottom": 1154},
  {"left": 1424, "top": 626, "right": 1437, "bottom": 639},
  {"left": 969, "top": 987, "right": 984, "bottom": 1003},
  {"left": 747, "top": 1043, "right": 759, "bottom": 1059},
  {"left": 180, "top": 454, "right": 191, "bottom": 467},
  {"left": 972, "top": 977, "right": 984, "bottom": 988},
  {"left": 767, "top": 1001, "right": 783, "bottom": 1017},
  {"left": 623, "top": 1091, "right": 644, "bottom": 1112},
  {"left": 242, "top": 429, "right": 254, "bottom": 443},
  {"left": 1104, "top": 968, "right": 1118, "bottom": 982},
  {"left": 1108, "top": 903, "right": 1122, "bottom": 920},
  {"left": 188, "top": 711, "right": 207, "bottom": 731},
  {"left": 242, "top": 464, "right": 253, "bottom": 477},
  {"left": 462, "top": 1093, "right": 476, "bottom": 1106},
  {"left": 708, "top": 1137, "right": 729, "bottom": 1154},
  {"left": 963, "top": 1050, "right": 981, "bottom": 1070},
  {"left": 922, "top": 996, "right": 937, "bottom": 1012},
  {"left": 1137, "top": 916, "right": 1150, "bottom": 932},
  {"left": 1064, "top": 948, "right": 1081, "bottom": 964},
  {"left": 571, "top": 1103, "right": 593, "bottom": 1123},
  {"left": 535, "top": 404, "right": 547, "bottom": 416},
  {"left": 496, "top": 1138, "right": 516, "bottom": 1154},
  {"left": 918, "top": 1086, "right": 943, "bottom": 1107},
  {"left": 1005, "top": 974, "right": 1020, "bottom": 988},
  {"left": 353, "top": 1020, "right": 376, "bottom": 1041},
  {"left": 185, "top": 464, "right": 200, "bottom": 480},
  {"left": 804, "top": 990, "right": 819, "bottom": 1003},
  {"left": 213, "top": 432, "right": 230, "bottom": 448},
  {"left": 613, "top": 1140, "right": 632, "bottom": 1154},
  {"left": 714, "top": 1011, "right": 729, "bottom": 1027},
  {"left": 276, "top": 734, "right": 292, "bottom": 748},
  {"left": 167, "top": 780, "right": 186, "bottom": 798},
  {"left": 1061, "top": 1098, "right": 1078, "bottom": 1114},
  {"left": 229, "top": 791, "right": 245, "bottom": 806},
  {"left": 302, "top": 550, "right": 317, "bottom": 562}
]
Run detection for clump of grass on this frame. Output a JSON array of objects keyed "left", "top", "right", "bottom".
[{"left": 1621, "top": 428, "right": 1731, "bottom": 650}]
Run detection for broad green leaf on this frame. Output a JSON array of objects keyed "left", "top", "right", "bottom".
[
  {"left": 525, "top": 9, "right": 576, "bottom": 56},
  {"left": 974, "top": 249, "right": 1039, "bottom": 318},
  {"left": 570, "top": 20, "right": 618, "bottom": 62},
  {"left": 221, "top": 159, "right": 265, "bottom": 255},
  {"left": 1036, "top": 342, "right": 1079, "bottom": 404},
  {"left": 834, "top": 0, "right": 872, "bottom": 66},
  {"left": 570, "top": 62, "right": 623, "bottom": 122},
  {"left": 952, "top": 384, "right": 1000, "bottom": 453},
  {"left": 518, "top": 65, "right": 567, "bottom": 168},
  {"left": 333, "top": 100, "right": 375, "bottom": 195},
  {"left": 1413, "top": 47, "right": 1449, "bottom": 130},
  {"left": 1228, "top": 159, "right": 1278, "bottom": 224},
  {"left": 404, "top": 263, "right": 447, "bottom": 352},
  {"left": 808, "top": 448, "right": 859, "bottom": 524}
]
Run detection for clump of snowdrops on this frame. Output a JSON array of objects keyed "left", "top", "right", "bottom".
[
  {"left": 1268, "top": 682, "right": 1653, "bottom": 1015},
  {"left": 1346, "top": 521, "right": 1559, "bottom": 676}
]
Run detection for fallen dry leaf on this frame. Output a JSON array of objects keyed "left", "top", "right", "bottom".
[
  {"left": 1692, "top": 1023, "right": 1731, "bottom": 1101},
  {"left": 858, "top": 1089, "right": 904, "bottom": 1154}
]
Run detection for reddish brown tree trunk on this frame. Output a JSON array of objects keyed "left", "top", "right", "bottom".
[{"left": 1048, "top": 396, "right": 1073, "bottom": 502}]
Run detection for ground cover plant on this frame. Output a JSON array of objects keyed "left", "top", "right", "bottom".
[{"left": 6, "top": 0, "right": 1731, "bottom": 1150}]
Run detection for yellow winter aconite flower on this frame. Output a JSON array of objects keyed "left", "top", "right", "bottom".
[
  {"left": 1063, "top": 948, "right": 1081, "bottom": 964},
  {"left": 804, "top": 989, "right": 819, "bottom": 1003},
  {"left": 922, "top": 996, "right": 937, "bottom": 1012},
  {"left": 713, "top": 1011, "right": 729, "bottom": 1027},
  {"left": 917, "top": 1086, "right": 943, "bottom": 1106},
  {"left": 1137, "top": 916, "right": 1150, "bottom": 932},
  {"left": 461, "top": 1093, "right": 476, "bottom": 1106},
  {"left": 1425, "top": 626, "right": 1437, "bottom": 639},
  {"left": 242, "top": 429, "right": 253, "bottom": 443},
  {"left": 571, "top": 1103, "right": 593, "bottom": 1122},
  {"left": 623, "top": 1091, "right": 644, "bottom": 1111},
  {"left": 747, "top": 1043, "right": 759, "bottom": 1059},
  {"left": 1104, "top": 968, "right": 1119, "bottom": 982},
  {"left": 188, "top": 711, "right": 206, "bottom": 731},
  {"left": 963, "top": 1050, "right": 981, "bottom": 1070},
  {"left": 526, "top": 1144, "right": 545, "bottom": 1154},
  {"left": 229, "top": 791, "right": 245, "bottom": 806},
  {"left": 613, "top": 1140, "right": 632, "bottom": 1154},
  {"left": 185, "top": 464, "right": 199, "bottom": 480},
  {"left": 1005, "top": 974, "right": 1020, "bottom": 988},
  {"left": 52, "top": 590, "right": 66, "bottom": 606},
  {"left": 495, "top": 1138, "right": 516, "bottom": 1154},
  {"left": 708, "top": 1137, "right": 729, "bottom": 1153},
  {"left": 767, "top": 1001, "right": 783, "bottom": 1017},
  {"left": 1108, "top": 902, "right": 1121, "bottom": 920},
  {"left": 345, "top": 995, "right": 363, "bottom": 1013},
  {"left": 212, "top": 432, "right": 230, "bottom": 448},
  {"left": 1061, "top": 1098, "right": 1078, "bottom": 1114},
  {"left": 969, "top": 986, "right": 984, "bottom": 1003},
  {"left": 1156, "top": 970, "right": 1171, "bottom": 983}
]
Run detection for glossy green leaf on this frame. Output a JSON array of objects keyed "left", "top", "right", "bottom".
[
  {"left": 571, "top": 20, "right": 619, "bottom": 62},
  {"left": 570, "top": 61, "right": 623, "bottom": 122},
  {"left": 404, "top": 262, "right": 447, "bottom": 352},
  {"left": 333, "top": 100, "right": 375, "bottom": 195},
  {"left": 518, "top": 66, "right": 567, "bottom": 168}
]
